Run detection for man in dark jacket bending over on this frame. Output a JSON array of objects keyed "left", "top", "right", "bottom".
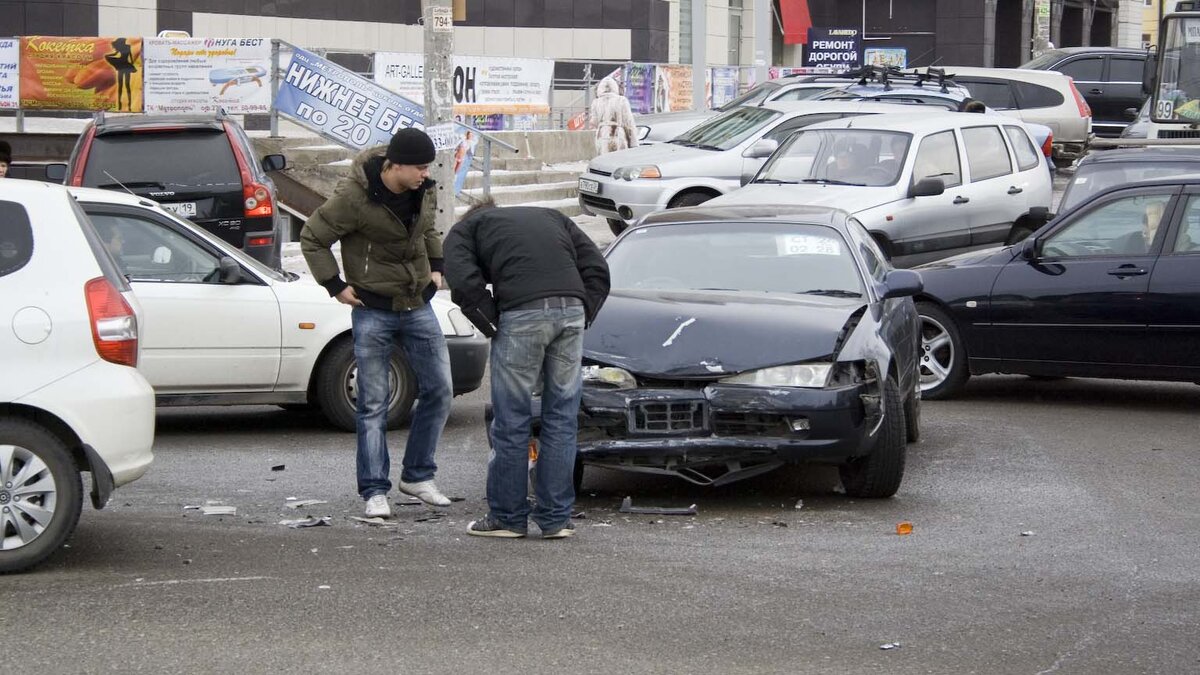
[{"left": 444, "top": 200, "right": 610, "bottom": 539}]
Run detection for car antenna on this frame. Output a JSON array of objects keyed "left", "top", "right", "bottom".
[{"left": 102, "top": 170, "right": 138, "bottom": 197}]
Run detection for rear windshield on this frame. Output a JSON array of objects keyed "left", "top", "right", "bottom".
[{"left": 82, "top": 130, "right": 241, "bottom": 189}]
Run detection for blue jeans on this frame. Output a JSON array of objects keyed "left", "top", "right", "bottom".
[
  {"left": 487, "top": 301, "right": 586, "bottom": 532},
  {"left": 351, "top": 303, "right": 452, "bottom": 500}
]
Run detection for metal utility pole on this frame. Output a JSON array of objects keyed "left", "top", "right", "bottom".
[
  {"left": 423, "top": 0, "right": 455, "bottom": 235},
  {"left": 754, "top": 0, "right": 770, "bottom": 84},
  {"left": 692, "top": 0, "right": 706, "bottom": 110}
]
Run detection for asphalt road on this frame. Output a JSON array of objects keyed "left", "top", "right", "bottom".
[{"left": 2, "top": 374, "right": 1198, "bottom": 674}]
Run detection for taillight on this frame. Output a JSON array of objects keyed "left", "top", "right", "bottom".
[
  {"left": 1041, "top": 132, "right": 1053, "bottom": 158},
  {"left": 247, "top": 235, "right": 274, "bottom": 247},
  {"left": 69, "top": 126, "right": 97, "bottom": 187},
  {"left": 1067, "top": 78, "right": 1092, "bottom": 118},
  {"left": 85, "top": 277, "right": 138, "bottom": 367},
  {"left": 224, "top": 120, "right": 274, "bottom": 218}
]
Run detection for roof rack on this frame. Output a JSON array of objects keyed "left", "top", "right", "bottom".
[{"left": 839, "top": 65, "right": 957, "bottom": 93}]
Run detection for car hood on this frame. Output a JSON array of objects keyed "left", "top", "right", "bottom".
[
  {"left": 589, "top": 142, "right": 720, "bottom": 173},
  {"left": 583, "top": 289, "right": 866, "bottom": 378},
  {"left": 707, "top": 182, "right": 900, "bottom": 212},
  {"left": 914, "top": 245, "right": 1014, "bottom": 272}
]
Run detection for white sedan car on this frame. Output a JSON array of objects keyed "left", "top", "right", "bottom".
[{"left": 69, "top": 188, "right": 489, "bottom": 432}]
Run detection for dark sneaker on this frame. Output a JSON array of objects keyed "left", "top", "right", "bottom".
[
  {"left": 467, "top": 516, "right": 526, "bottom": 538},
  {"left": 541, "top": 522, "right": 575, "bottom": 540}
]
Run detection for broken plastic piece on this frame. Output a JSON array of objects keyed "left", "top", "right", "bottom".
[
  {"left": 285, "top": 499, "right": 328, "bottom": 509},
  {"left": 880, "top": 643, "right": 901, "bottom": 650},
  {"left": 619, "top": 496, "right": 697, "bottom": 516},
  {"left": 279, "top": 516, "right": 331, "bottom": 528},
  {"left": 271, "top": 464, "right": 286, "bottom": 471},
  {"left": 794, "top": 500, "right": 804, "bottom": 510},
  {"left": 1021, "top": 531, "right": 1036, "bottom": 537},
  {"left": 896, "top": 521, "right": 913, "bottom": 535},
  {"left": 348, "top": 516, "right": 398, "bottom": 527},
  {"left": 571, "top": 511, "right": 587, "bottom": 519},
  {"left": 201, "top": 506, "right": 237, "bottom": 516}
]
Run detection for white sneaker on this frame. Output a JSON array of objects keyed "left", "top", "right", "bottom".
[
  {"left": 398, "top": 480, "right": 451, "bottom": 507},
  {"left": 364, "top": 495, "right": 392, "bottom": 518}
]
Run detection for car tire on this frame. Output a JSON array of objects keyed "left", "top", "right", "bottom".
[
  {"left": 668, "top": 192, "right": 714, "bottom": 209},
  {"left": 839, "top": 379, "right": 906, "bottom": 498},
  {"left": 315, "top": 338, "right": 417, "bottom": 433},
  {"left": 916, "top": 302, "right": 969, "bottom": 400},
  {"left": 904, "top": 387, "right": 921, "bottom": 444},
  {"left": 0, "top": 419, "right": 83, "bottom": 574},
  {"left": 607, "top": 219, "right": 627, "bottom": 237}
]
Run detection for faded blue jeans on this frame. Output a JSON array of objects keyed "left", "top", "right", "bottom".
[
  {"left": 487, "top": 299, "right": 586, "bottom": 533},
  {"left": 351, "top": 303, "right": 452, "bottom": 500}
]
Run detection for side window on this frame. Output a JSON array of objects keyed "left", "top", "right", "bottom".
[
  {"left": 0, "top": 200, "right": 34, "bottom": 278},
  {"left": 1043, "top": 193, "right": 1173, "bottom": 258},
  {"left": 959, "top": 79, "right": 1016, "bottom": 109},
  {"left": 1013, "top": 81, "right": 1065, "bottom": 109},
  {"left": 1004, "top": 125, "right": 1041, "bottom": 172},
  {"left": 771, "top": 86, "right": 831, "bottom": 101},
  {"left": 912, "top": 130, "right": 963, "bottom": 188},
  {"left": 962, "top": 125, "right": 1013, "bottom": 182},
  {"left": 88, "top": 212, "right": 222, "bottom": 283},
  {"left": 1108, "top": 57, "right": 1144, "bottom": 83},
  {"left": 1173, "top": 196, "right": 1200, "bottom": 254},
  {"left": 762, "top": 113, "right": 842, "bottom": 143},
  {"left": 1059, "top": 57, "right": 1103, "bottom": 81}
]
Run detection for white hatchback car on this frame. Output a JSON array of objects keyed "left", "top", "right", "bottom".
[
  {"left": 68, "top": 188, "right": 489, "bottom": 432},
  {"left": 1, "top": 180, "right": 155, "bottom": 573}
]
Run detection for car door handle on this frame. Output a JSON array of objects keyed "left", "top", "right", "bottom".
[
  {"left": 1088, "top": 88, "right": 1103, "bottom": 95},
  {"left": 1008, "top": 186, "right": 1023, "bottom": 195},
  {"left": 1107, "top": 265, "right": 1147, "bottom": 277},
  {"left": 953, "top": 196, "right": 970, "bottom": 204}
]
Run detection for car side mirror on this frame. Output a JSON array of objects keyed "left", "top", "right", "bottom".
[
  {"left": 881, "top": 269, "right": 923, "bottom": 299},
  {"left": 218, "top": 256, "right": 242, "bottom": 284},
  {"left": 45, "top": 163, "right": 67, "bottom": 183},
  {"left": 908, "top": 177, "right": 945, "bottom": 198},
  {"left": 1020, "top": 237, "right": 1040, "bottom": 261},
  {"left": 261, "top": 154, "right": 287, "bottom": 172},
  {"left": 1124, "top": 107, "right": 1139, "bottom": 122},
  {"left": 1142, "top": 47, "right": 1157, "bottom": 98},
  {"left": 744, "top": 138, "right": 779, "bottom": 159}
]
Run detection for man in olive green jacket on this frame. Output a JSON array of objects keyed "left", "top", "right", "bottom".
[{"left": 300, "top": 128, "right": 453, "bottom": 517}]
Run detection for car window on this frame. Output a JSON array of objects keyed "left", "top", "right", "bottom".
[
  {"left": 962, "top": 125, "right": 1013, "bottom": 181},
  {"left": 845, "top": 221, "right": 887, "bottom": 283},
  {"left": 1004, "top": 125, "right": 1041, "bottom": 171},
  {"left": 1108, "top": 57, "right": 1144, "bottom": 83},
  {"left": 81, "top": 130, "right": 241, "bottom": 189},
  {"left": 1059, "top": 57, "right": 1103, "bottom": 81},
  {"left": 1042, "top": 193, "right": 1173, "bottom": 257},
  {"left": 770, "top": 86, "right": 833, "bottom": 102},
  {"left": 912, "top": 130, "right": 963, "bottom": 188},
  {"left": 715, "top": 81, "right": 780, "bottom": 111},
  {"left": 1172, "top": 196, "right": 1200, "bottom": 254},
  {"left": 959, "top": 79, "right": 1016, "bottom": 109},
  {"left": 1021, "top": 50, "right": 1067, "bottom": 69},
  {"left": 762, "top": 113, "right": 843, "bottom": 143},
  {"left": 88, "top": 212, "right": 222, "bottom": 283},
  {"left": 1013, "top": 81, "right": 1065, "bottom": 109},
  {"left": 756, "top": 129, "right": 910, "bottom": 187},
  {"left": 673, "top": 106, "right": 781, "bottom": 150},
  {"left": 0, "top": 200, "right": 34, "bottom": 277},
  {"left": 1059, "top": 160, "right": 1200, "bottom": 211}
]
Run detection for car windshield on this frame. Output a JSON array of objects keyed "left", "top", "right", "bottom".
[
  {"left": 1059, "top": 160, "right": 1200, "bottom": 211},
  {"left": 154, "top": 205, "right": 290, "bottom": 282},
  {"left": 1020, "top": 50, "right": 1066, "bottom": 70},
  {"left": 715, "top": 82, "right": 780, "bottom": 111},
  {"left": 82, "top": 130, "right": 242, "bottom": 188},
  {"left": 607, "top": 222, "right": 865, "bottom": 297},
  {"left": 754, "top": 128, "right": 911, "bottom": 187},
  {"left": 671, "top": 106, "right": 781, "bottom": 150}
]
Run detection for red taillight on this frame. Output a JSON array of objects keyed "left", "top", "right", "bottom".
[
  {"left": 84, "top": 277, "right": 138, "bottom": 367},
  {"left": 69, "top": 126, "right": 97, "bottom": 187},
  {"left": 1067, "top": 78, "right": 1092, "bottom": 118},
  {"left": 247, "top": 235, "right": 274, "bottom": 247},
  {"left": 224, "top": 120, "right": 274, "bottom": 218},
  {"left": 1041, "top": 132, "right": 1053, "bottom": 158}
]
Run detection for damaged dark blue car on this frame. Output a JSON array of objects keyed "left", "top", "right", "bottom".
[{"left": 569, "top": 205, "right": 924, "bottom": 497}]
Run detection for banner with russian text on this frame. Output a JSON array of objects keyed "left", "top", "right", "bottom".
[
  {"left": 654, "top": 65, "right": 693, "bottom": 112},
  {"left": 144, "top": 38, "right": 272, "bottom": 114},
  {"left": 20, "top": 36, "right": 143, "bottom": 112},
  {"left": 373, "top": 52, "right": 553, "bottom": 115},
  {"left": 624, "top": 64, "right": 656, "bottom": 114},
  {"left": 0, "top": 40, "right": 18, "bottom": 109}
]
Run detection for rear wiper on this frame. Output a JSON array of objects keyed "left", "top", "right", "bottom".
[
  {"left": 753, "top": 178, "right": 798, "bottom": 184},
  {"left": 799, "top": 178, "right": 864, "bottom": 186},
  {"left": 795, "top": 289, "right": 863, "bottom": 298},
  {"left": 97, "top": 181, "right": 165, "bottom": 189}
]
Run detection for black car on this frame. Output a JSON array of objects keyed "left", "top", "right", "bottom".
[
  {"left": 1058, "top": 146, "right": 1200, "bottom": 212},
  {"left": 1021, "top": 47, "right": 1148, "bottom": 137},
  {"left": 914, "top": 176, "right": 1200, "bottom": 399},
  {"left": 57, "top": 113, "right": 287, "bottom": 268},
  {"left": 564, "top": 205, "right": 923, "bottom": 497}
]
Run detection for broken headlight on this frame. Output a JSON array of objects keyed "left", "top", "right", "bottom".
[
  {"left": 720, "top": 363, "right": 833, "bottom": 388},
  {"left": 582, "top": 365, "right": 637, "bottom": 390}
]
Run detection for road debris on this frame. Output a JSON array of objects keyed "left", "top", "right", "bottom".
[
  {"left": 284, "top": 499, "right": 328, "bottom": 509},
  {"left": 895, "top": 521, "right": 913, "bottom": 535},
  {"left": 794, "top": 500, "right": 804, "bottom": 510},
  {"left": 772, "top": 520, "right": 789, "bottom": 528},
  {"left": 394, "top": 497, "right": 423, "bottom": 507},
  {"left": 317, "top": 585, "right": 331, "bottom": 590},
  {"left": 348, "top": 516, "right": 398, "bottom": 527},
  {"left": 880, "top": 643, "right": 901, "bottom": 650},
  {"left": 1021, "top": 531, "right": 1036, "bottom": 537},
  {"left": 619, "top": 496, "right": 698, "bottom": 516},
  {"left": 570, "top": 511, "right": 587, "bottom": 519},
  {"left": 414, "top": 512, "right": 447, "bottom": 523},
  {"left": 279, "top": 516, "right": 331, "bottom": 528},
  {"left": 271, "top": 464, "right": 286, "bottom": 471}
]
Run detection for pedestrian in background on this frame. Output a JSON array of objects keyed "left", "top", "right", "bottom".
[
  {"left": 444, "top": 200, "right": 610, "bottom": 539},
  {"left": 590, "top": 76, "right": 638, "bottom": 154},
  {"left": 300, "top": 128, "right": 454, "bottom": 518},
  {"left": 0, "top": 140, "right": 11, "bottom": 178}
]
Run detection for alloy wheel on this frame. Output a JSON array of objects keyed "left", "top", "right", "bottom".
[
  {"left": 0, "top": 444, "right": 59, "bottom": 551},
  {"left": 918, "top": 315, "right": 955, "bottom": 392}
]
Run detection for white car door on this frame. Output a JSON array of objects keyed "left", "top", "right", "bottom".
[
  {"left": 884, "top": 129, "right": 972, "bottom": 264},
  {"left": 958, "top": 123, "right": 1022, "bottom": 247},
  {"left": 86, "top": 207, "right": 282, "bottom": 393}
]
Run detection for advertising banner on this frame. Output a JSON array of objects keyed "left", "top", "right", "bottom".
[
  {"left": 374, "top": 52, "right": 553, "bottom": 115},
  {"left": 144, "top": 38, "right": 272, "bottom": 114},
  {"left": 803, "top": 28, "right": 861, "bottom": 70},
  {"left": 710, "top": 67, "right": 739, "bottom": 108},
  {"left": 276, "top": 47, "right": 426, "bottom": 152},
  {"left": 20, "top": 36, "right": 144, "bottom": 111},
  {"left": 654, "top": 65, "right": 693, "bottom": 112},
  {"left": 0, "top": 40, "right": 18, "bottom": 109},
  {"left": 624, "top": 63, "right": 655, "bottom": 114}
]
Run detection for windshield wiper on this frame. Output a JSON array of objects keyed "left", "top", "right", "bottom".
[
  {"left": 799, "top": 178, "right": 865, "bottom": 186},
  {"left": 96, "top": 181, "right": 165, "bottom": 189},
  {"left": 691, "top": 287, "right": 740, "bottom": 291},
  {"left": 795, "top": 289, "right": 863, "bottom": 298},
  {"left": 753, "top": 178, "right": 798, "bottom": 184}
]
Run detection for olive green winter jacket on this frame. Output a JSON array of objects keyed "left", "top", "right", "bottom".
[{"left": 300, "top": 146, "right": 441, "bottom": 311}]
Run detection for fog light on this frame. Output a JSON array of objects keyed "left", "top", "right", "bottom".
[
  {"left": 618, "top": 206, "right": 634, "bottom": 220},
  {"left": 788, "top": 417, "right": 810, "bottom": 432}
]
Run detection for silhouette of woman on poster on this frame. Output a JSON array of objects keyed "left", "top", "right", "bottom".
[{"left": 105, "top": 38, "right": 136, "bottom": 111}]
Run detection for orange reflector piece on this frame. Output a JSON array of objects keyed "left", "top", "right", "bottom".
[
  {"left": 298, "top": 322, "right": 315, "bottom": 330},
  {"left": 528, "top": 439, "right": 538, "bottom": 462},
  {"left": 896, "top": 521, "right": 913, "bottom": 535}
]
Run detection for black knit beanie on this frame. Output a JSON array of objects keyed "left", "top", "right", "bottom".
[{"left": 386, "top": 128, "right": 436, "bottom": 165}]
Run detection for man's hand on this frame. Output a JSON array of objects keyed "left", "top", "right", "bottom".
[
  {"left": 335, "top": 286, "right": 364, "bottom": 306},
  {"left": 431, "top": 271, "right": 444, "bottom": 289}
]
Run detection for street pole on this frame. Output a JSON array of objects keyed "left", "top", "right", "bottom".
[
  {"left": 692, "top": 0, "right": 706, "bottom": 110},
  {"left": 423, "top": 0, "right": 455, "bottom": 236},
  {"left": 754, "top": 0, "right": 769, "bottom": 84}
]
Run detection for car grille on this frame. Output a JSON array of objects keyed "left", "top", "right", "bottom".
[
  {"left": 589, "top": 168, "right": 613, "bottom": 177},
  {"left": 1158, "top": 130, "right": 1200, "bottom": 139},
  {"left": 712, "top": 413, "right": 790, "bottom": 437},
  {"left": 580, "top": 193, "right": 617, "bottom": 212},
  {"left": 630, "top": 401, "right": 706, "bottom": 434}
]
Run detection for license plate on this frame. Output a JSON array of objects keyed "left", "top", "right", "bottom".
[
  {"left": 578, "top": 177, "right": 600, "bottom": 194},
  {"left": 162, "top": 201, "right": 197, "bottom": 217}
]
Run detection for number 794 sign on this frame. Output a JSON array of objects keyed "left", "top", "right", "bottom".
[{"left": 430, "top": 6, "right": 453, "bottom": 32}]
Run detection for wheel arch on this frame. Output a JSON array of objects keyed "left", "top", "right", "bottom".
[
  {"left": 305, "top": 330, "right": 355, "bottom": 401},
  {"left": 666, "top": 185, "right": 723, "bottom": 208},
  {"left": 0, "top": 403, "right": 87, "bottom": 473}
]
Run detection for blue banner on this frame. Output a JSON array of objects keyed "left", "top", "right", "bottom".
[{"left": 275, "top": 47, "right": 426, "bottom": 152}]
